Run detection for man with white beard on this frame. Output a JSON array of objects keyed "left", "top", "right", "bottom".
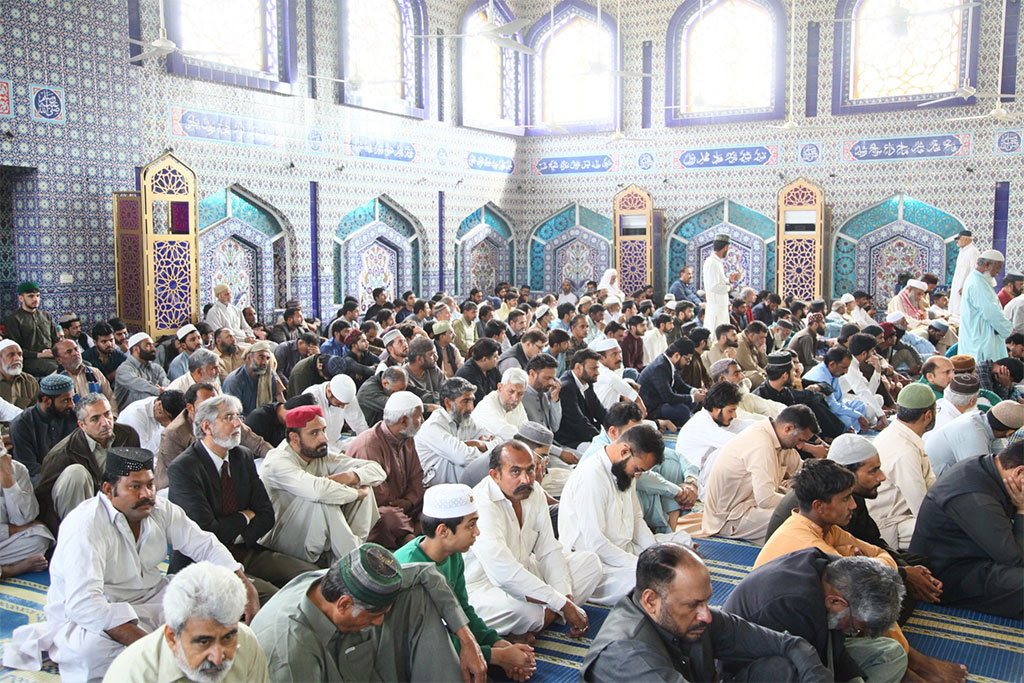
[
  {"left": 103, "top": 561, "right": 270, "bottom": 682},
  {"left": 0, "top": 339, "right": 29, "bottom": 418},
  {"left": 414, "top": 377, "right": 492, "bottom": 486}
]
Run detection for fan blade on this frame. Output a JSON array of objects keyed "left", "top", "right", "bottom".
[
  {"left": 493, "top": 17, "right": 530, "bottom": 34},
  {"left": 127, "top": 38, "right": 150, "bottom": 47},
  {"left": 129, "top": 50, "right": 162, "bottom": 63},
  {"left": 487, "top": 34, "right": 536, "bottom": 55},
  {"left": 609, "top": 69, "right": 652, "bottom": 79},
  {"left": 974, "top": 91, "right": 1017, "bottom": 99},
  {"left": 945, "top": 114, "right": 992, "bottom": 121},
  {"left": 179, "top": 49, "right": 237, "bottom": 58},
  {"left": 918, "top": 95, "right": 961, "bottom": 107}
]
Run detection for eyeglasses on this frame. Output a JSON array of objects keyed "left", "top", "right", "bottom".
[{"left": 218, "top": 413, "right": 242, "bottom": 423}]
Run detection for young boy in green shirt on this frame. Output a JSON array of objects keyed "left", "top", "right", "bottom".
[{"left": 394, "top": 483, "right": 537, "bottom": 681}]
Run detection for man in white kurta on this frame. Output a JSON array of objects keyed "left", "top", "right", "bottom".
[
  {"left": 114, "top": 395, "right": 171, "bottom": 455},
  {"left": 591, "top": 338, "right": 641, "bottom": 411},
  {"left": 205, "top": 283, "right": 255, "bottom": 344},
  {"left": 470, "top": 374, "right": 528, "bottom": 439},
  {"left": 0, "top": 450, "right": 53, "bottom": 574},
  {"left": 3, "top": 449, "right": 248, "bottom": 683},
  {"left": 949, "top": 230, "right": 981, "bottom": 316},
  {"left": 960, "top": 252, "right": 1014, "bottom": 365},
  {"left": 414, "top": 377, "right": 491, "bottom": 486},
  {"left": 701, "top": 234, "right": 736, "bottom": 332},
  {"left": 839, "top": 335, "right": 886, "bottom": 425},
  {"left": 302, "top": 374, "right": 369, "bottom": 448},
  {"left": 675, "top": 405, "right": 753, "bottom": 498},
  {"left": 558, "top": 425, "right": 692, "bottom": 606},
  {"left": 465, "top": 446, "right": 600, "bottom": 635},
  {"left": 258, "top": 407, "right": 384, "bottom": 564}
]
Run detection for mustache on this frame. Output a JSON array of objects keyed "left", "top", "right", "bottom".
[
  {"left": 132, "top": 499, "right": 155, "bottom": 509},
  {"left": 514, "top": 484, "right": 533, "bottom": 495}
]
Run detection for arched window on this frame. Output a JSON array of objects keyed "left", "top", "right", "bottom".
[
  {"left": 665, "top": 0, "right": 785, "bottom": 126},
  {"left": 833, "top": 0, "right": 980, "bottom": 114},
  {"left": 459, "top": 0, "right": 524, "bottom": 133},
  {"left": 525, "top": 1, "right": 619, "bottom": 134},
  {"left": 338, "top": 0, "right": 429, "bottom": 119},
  {"left": 165, "top": 0, "right": 297, "bottom": 94}
]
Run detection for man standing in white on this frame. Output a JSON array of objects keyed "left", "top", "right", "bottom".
[
  {"left": 701, "top": 233, "right": 739, "bottom": 332},
  {"left": 558, "top": 423, "right": 692, "bottom": 606},
  {"left": 949, "top": 229, "right": 980, "bottom": 316}
]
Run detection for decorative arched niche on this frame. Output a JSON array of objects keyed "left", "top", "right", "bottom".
[
  {"left": 335, "top": 194, "right": 424, "bottom": 311},
  {"left": 832, "top": 194, "right": 965, "bottom": 304},
  {"left": 666, "top": 199, "right": 776, "bottom": 292},
  {"left": 197, "top": 184, "right": 291, "bottom": 323},
  {"left": 528, "top": 203, "right": 613, "bottom": 293},
  {"left": 455, "top": 203, "right": 515, "bottom": 296}
]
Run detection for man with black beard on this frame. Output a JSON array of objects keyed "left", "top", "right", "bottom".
[
  {"left": 582, "top": 543, "right": 829, "bottom": 682},
  {"left": 700, "top": 324, "right": 738, "bottom": 374},
  {"left": 765, "top": 434, "right": 942, "bottom": 616},
  {"left": 753, "top": 351, "right": 847, "bottom": 439},
  {"left": 114, "top": 333, "right": 169, "bottom": 409},
  {"left": 559, "top": 424, "right": 693, "bottom": 605},
  {"left": 259, "top": 405, "right": 386, "bottom": 565}
]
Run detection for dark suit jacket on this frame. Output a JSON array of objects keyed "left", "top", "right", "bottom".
[
  {"left": 36, "top": 423, "right": 140, "bottom": 534},
  {"left": 167, "top": 441, "right": 275, "bottom": 573},
  {"left": 554, "top": 371, "right": 606, "bottom": 448},
  {"left": 454, "top": 359, "right": 501, "bottom": 405},
  {"left": 637, "top": 354, "right": 696, "bottom": 414},
  {"left": 751, "top": 301, "right": 776, "bottom": 326}
]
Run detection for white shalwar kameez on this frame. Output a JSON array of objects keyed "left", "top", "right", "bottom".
[
  {"left": 674, "top": 409, "right": 754, "bottom": 497},
  {"left": 701, "top": 252, "right": 731, "bottom": 332},
  {"left": 302, "top": 382, "right": 369, "bottom": 448},
  {"left": 414, "top": 408, "right": 490, "bottom": 486},
  {"left": 0, "top": 458, "right": 54, "bottom": 565},
  {"left": 949, "top": 241, "right": 981, "bottom": 316},
  {"left": 558, "top": 450, "right": 691, "bottom": 605}
]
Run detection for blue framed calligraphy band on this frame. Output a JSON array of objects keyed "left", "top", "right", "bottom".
[
  {"left": 841, "top": 133, "right": 972, "bottom": 163},
  {"left": 170, "top": 106, "right": 284, "bottom": 148},
  {"left": 464, "top": 152, "right": 517, "bottom": 175},
  {"left": 995, "top": 130, "right": 1023, "bottom": 156},
  {"left": 673, "top": 145, "right": 779, "bottom": 170},
  {"left": 343, "top": 135, "right": 421, "bottom": 164},
  {"left": 531, "top": 154, "right": 619, "bottom": 176}
]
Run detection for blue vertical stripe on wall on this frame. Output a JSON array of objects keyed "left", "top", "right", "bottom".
[
  {"left": 1001, "top": 0, "right": 1021, "bottom": 101},
  {"left": 134, "top": 167, "right": 142, "bottom": 191},
  {"left": 438, "top": 191, "right": 445, "bottom": 291},
  {"left": 305, "top": 0, "right": 317, "bottom": 98},
  {"left": 310, "top": 181, "right": 320, "bottom": 318},
  {"left": 641, "top": 41, "right": 652, "bottom": 129},
  {"left": 994, "top": 182, "right": 1010, "bottom": 289},
  {"left": 805, "top": 23, "right": 820, "bottom": 118}
]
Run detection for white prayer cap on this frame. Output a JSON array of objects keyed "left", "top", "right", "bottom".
[
  {"left": 588, "top": 337, "right": 620, "bottom": 353},
  {"left": 381, "top": 329, "right": 404, "bottom": 346},
  {"left": 0, "top": 339, "right": 21, "bottom": 354},
  {"left": 907, "top": 279, "right": 927, "bottom": 290},
  {"left": 604, "top": 296, "right": 621, "bottom": 307},
  {"left": 885, "top": 311, "right": 905, "bottom": 324},
  {"left": 176, "top": 324, "right": 198, "bottom": 341},
  {"left": 827, "top": 434, "right": 878, "bottom": 466},
  {"left": 980, "top": 249, "right": 1005, "bottom": 262},
  {"left": 534, "top": 304, "right": 551, "bottom": 320},
  {"left": 384, "top": 390, "right": 422, "bottom": 414},
  {"left": 422, "top": 483, "right": 477, "bottom": 519},
  {"left": 663, "top": 293, "right": 676, "bottom": 301},
  {"left": 128, "top": 332, "right": 153, "bottom": 349},
  {"left": 839, "top": 293, "right": 855, "bottom": 304},
  {"left": 329, "top": 373, "right": 356, "bottom": 403}
]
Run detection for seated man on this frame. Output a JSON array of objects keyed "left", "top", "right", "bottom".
[
  {"left": 402, "top": 337, "right": 444, "bottom": 405},
  {"left": 155, "top": 383, "right": 270, "bottom": 490},
  {"left": 554, "top": 349, "right": 606, "bottom": 449},
  {"left": 839, "top": 333, "right": 888, "bottom": 429},
  {"left": 471, "top": 368, "right": 529, "bottom": 439},
  {"left": 637, "top": 339, "right": 705, "bottom": 429},
  {"left": 701, "top": 405, "right": 816, "bottom": 544},
  {"left": 394, "top": 484, "right": 537, "bottom": 681},
  {"left": 275, "top": 331, "right": 322, "bottom": 387},
  {"left": 251, "top": 543, "right": 487, "bottom": 681},
  {"left": 734, "top": 320, "right": 769, "bottom": 387},
  {"left": 2, "top": 447, "right": 259, "bottom": 682},
  {"left": 0, "top": 448, "right": 53, "bottom": 579},
  {"left": 910, "top": 443, "right": 1024, "bottom": 619},
  {"left": 455, "top": 338, "right": 502, "bottom": 404},
  {"left": 213, "top": 328, "right": 246, "bottom": 383},
  {"left": 81, "top": 323, "right": 128, "bottom": 386},
  {"left": 259, "top": 405, "right": 385, "bottom": 565},
  {"left": 466, "top": 440, "right": 598, "bottom": 637},
  {"left": 803, "top": 347, "right": 871, "bottom": 433},
  {"left": 754, "top": 351, "right": 848, "bottom": 439},
  {"left": 590, "top": 338, "right": 646, "bottom": 415},
  {"left": 708, "top": 358, "right": 784, "bottom": 421},
  {"left": 222, "top": 341, "right": 284, "bottom": 416},
  {"left": 415, "top": 377, "right": 491, "bottom": 486},
  {"left": 337, "top": 329, "right": 378, "bottom": 388},
  {"left": 582, "top": 543, "right": 829, "bottom": 682},
  {"left": 115, "top": 390, "right": 184, "bottom": 455},
  {"left": 934, "top": 373, "right": 980, "bottom": 429},
  {"left": 52, "top": 339, "right": 118, "bottom": 414},
  {"left": 104, "top": 561, "right": 270, "bottom": 682},
  {"left": 166, "top": 347, "right": 221, "bottom": 393},
  {"left": 559, "top": 424, "right": 692, "bottom": 605},
  {"left": 724, "top": 549, "right": 908, "bottom": 683},
  {"left": 168, "top": 394, "right": 318, "bottom": 596},
  {"left": 35, "top": 393, "right": 140, "bottom": 535},
  {"left": 583, "top": 402, "right": 698, "bottom": 534},
  {"left": 303, "top": 374, "right": 370, "bottom": 447},
  {"left": 0, "top": 339, "right": 40, "bottom": 410},
  {"left": 356, "top": 365, "right": 407, "bottom": 426},
  {"left": 347, "top": 392, "right": 426, "bottom": 549},
  {"left": 206, "top": 283, "right": 256, "bottom": 344},
  {"left": 870, "top": 384, "right": 937, "bottom": 521},
  {"left": 925, "top": 400, "right": 1023, "bottom": 477},
  {"left": 114, "top": 333, "right": 169, "bottom": 409},
  {"left": 675, "top": 380, "right": 753, "bottom": 496},
  {"left": 9, "top": 374, "right": 77, "bottom": 479},
  {"left": 375, "top": 328, "right": 409, "bottom": 373},
  {"left": 521, "top": 353, "right": 580, "bottom": 467},
  {"left": 497, "top": 330, "right": 548, "bottom": 375},
  {"left": 165, "top": 324, "right": 204, "bottom": 381}
]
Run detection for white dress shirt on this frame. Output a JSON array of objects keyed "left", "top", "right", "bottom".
[
  {"left": 259, "top": 442, "right": 386, "bottom": 507},
  {"left": 594, "top": 364, "right": 638, "bottom": 410},
  {"left": 205, "top": 301, "right": 254, "bottom": 341},
  {"left": 471, "top": 390, "right": 527, "bottom": 440},
  {"left": 701, "top": 253, "right": 730, "bottom": 332},
  {"left": 642, "top": 329, "right": 667, "bottom": 366},
  {"left": 303, "top": 382, "right": 370, "bottom": 447},
  {"left": 933, "top": 397, "right": 972, "bottom": 430},
  {"left": 839, "top": 357, "right": 884, "bottom": 422},
  {"left": 414, "top": 408, "right": 488, "bottom": 486},
  {"left": 675, "top": 409, "right": 754, "bottom": 497},
  {"left": 115, "top": 396, "right": 164, "bottom": 454}
]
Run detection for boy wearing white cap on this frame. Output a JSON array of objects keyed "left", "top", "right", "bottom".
[
  {"left": 394, "top": 484, "right": 537, "bottom": 680},
  {"left": 302, "top": 373, "right": 369, "bottom": 448},
  {"left": 165, "top": 324, "right": 202, "bottom": 381},
  {"left": 114, "top": 333, "right": 169, "bottom": 409}
]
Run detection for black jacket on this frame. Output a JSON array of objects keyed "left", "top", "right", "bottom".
[
  {"left": 637, "top": 353, "right": 696, "bottom": 414},
  {"left": 455, "top": 359, "right": 501, "bottom": 405},
  {"left": 167, "top": 441, "right": 275, "bottom": 573},
  {"left": 554, "top": 371, "right": 605, "bottom": 448}
]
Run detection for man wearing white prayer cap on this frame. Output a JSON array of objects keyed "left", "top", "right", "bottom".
[
  {"left": 166, "top": 324, "right": 203, "bottom": 381},
  {"left": 961, "top": 248, "right": 1013, "bottom": 371},
  {"left": 302, "top": 372, "right": 369, "bottom": 448},
  {"left": 114, "top": 332, "right": 169, "bottom": 409},
  {"left": 887, "top": 278, "right": 930, "bottom": 331},
  {"left": 589, "top": 337, "right": 646, "bottom": 416},
  {"left": 205, "top": 283, "right": 256, "bottom": 344},
  {"left": 375, "top": 328, "right": 409, "bottom": 375}
]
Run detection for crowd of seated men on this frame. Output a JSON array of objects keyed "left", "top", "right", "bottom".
[{"left": 1, "top": 256, "right": 1021, "bottom": 682}]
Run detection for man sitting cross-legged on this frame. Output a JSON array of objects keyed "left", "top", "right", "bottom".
[
  {"left": 559, "top": 423, "right": 693, "bottom": 605},
  {"left": 394, "top": 484, "right": 537, "bottom": 681},
  {"left": 0, "top": 447, "right": 53, "bottom": 580},
  {"left": 581, "top": 543, "right": 830, "bottom": 682}
]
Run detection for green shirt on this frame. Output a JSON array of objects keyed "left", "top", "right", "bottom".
[
  {"left": 915, "top": 376, "right": 943, "bottom": 400},
  {"left": 394, "top": 536, "right": 501, "bottom": 661}
]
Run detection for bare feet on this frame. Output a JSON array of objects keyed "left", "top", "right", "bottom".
[
  {"left": 506, "top": 631, "right": 537, "bottom": 645},
  {"left": 909, "top": 650, "right": 967, "bottom": 683},
  {"left": 0, "top": 554, "right": 48, "bottom": 579}
]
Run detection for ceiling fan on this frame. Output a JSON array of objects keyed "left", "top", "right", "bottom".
[
  {"left": 603, "top": 128, "right": 647, "bottom": 145},
  {"left": 304, "top": 72, "right": 410, "bottom": 92},
  {"left": 767, "top": 0, "right": 828, "bottom": 131},
  {"left": 414, "top": 0, "right": 534, "bottom": 55},
  {"left": 586, "top": 0, "right": 652, "bottom": 80},
  {"left": 128, "top": 0, "right": 235, "bottom": 63},
  {"left": 941, "top": 0, "right": 1021, "bottom": 118},
  {"left": 946, "top": 102, "right": 1023, "bottom": 123},
  {"left": 523, "top": 121, "right": 570, "bottom": 134}
]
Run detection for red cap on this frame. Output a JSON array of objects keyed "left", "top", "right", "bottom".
[
  {"left": 286, "top": 405, "right": 324, "bottom": 429},
  {"left": 880, "top": 322, "right": 896, "bottom": 337},
  {"left": 343, "top": 329, "right": 363, "bottom": 347}
]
